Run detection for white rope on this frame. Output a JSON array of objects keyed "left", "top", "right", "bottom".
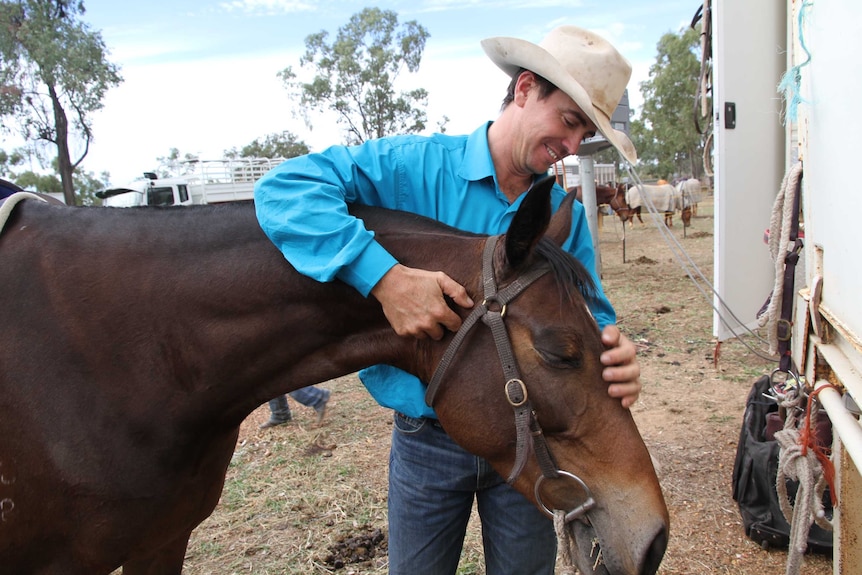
[
  {"left": 774, "top": 389, "right": 832, "bottom": 575},
  {"left": 757, "top": 162, "right": 804, "bottom": 355},
  {"left": 553, "top": 510, "right": 578, "bottom": 575}
]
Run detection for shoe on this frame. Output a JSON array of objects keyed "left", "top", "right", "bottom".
[
  {"left": 314, "top": 389, "right": 331, "bottom": 424},
  {"left": 259, "top": 415, "right": 292, "bottom": 429}
]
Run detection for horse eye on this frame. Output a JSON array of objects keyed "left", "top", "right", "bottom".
[{"left": 537, "top": 348, "right": 582, "bottom": 370}]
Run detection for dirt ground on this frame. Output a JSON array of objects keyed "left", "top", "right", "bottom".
[{"left": 180, "top": 196, "right": 833, "bottom": 574}]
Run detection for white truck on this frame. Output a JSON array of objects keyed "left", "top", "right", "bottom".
[{"left": 96, "top": 158, "right": 285, "bottom": 207}]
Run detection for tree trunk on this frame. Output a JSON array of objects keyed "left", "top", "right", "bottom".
[{"left": 49, "top": 84, "right": 75, "bottom": 206}]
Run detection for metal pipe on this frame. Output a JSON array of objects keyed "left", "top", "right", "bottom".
[{"left": 815, "top": 379, "right": 862, "bottom": 469}]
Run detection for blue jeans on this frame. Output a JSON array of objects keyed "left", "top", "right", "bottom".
[
  {"left": 387, "top": 412, "right": 556, "bottom": 575},
  {"left": 268, "top": 386, "right": 329, "bottom": 419}
]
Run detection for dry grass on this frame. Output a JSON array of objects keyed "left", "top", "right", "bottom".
[{"left": 177, "top": 196, "right": 832, "bottom": 575}]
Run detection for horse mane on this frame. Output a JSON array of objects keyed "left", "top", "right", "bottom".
[{"left": 349, "top": 203, "right": 597, "bottom": 305}]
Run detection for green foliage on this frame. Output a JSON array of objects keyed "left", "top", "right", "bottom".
[
  {"left": 0, "top": 147, "right": 26, "bottom": 177},
  {"left": 154, "top": 147, "right": 199, "bottom": 178},
  {"left": 13, "top": 170, "right": 61, "bottom": 194},
  {"left": 11, "top": 163, "right": 107, "bottom": 205},
  {"left": 0, "top": 0, "right": 122, "bottom": 204},
  {"left": 278, "top": 7, "right": 430, "bottom": 145},
  {"left": 224, "top": 131, "right": 309, "bottom": 160},
  {"left": 631, "top": 27, "right": 707, "bottom": 181}
]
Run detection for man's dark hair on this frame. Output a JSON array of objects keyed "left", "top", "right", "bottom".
[{"left": 500, "top": 68, "right": 558, "bottom": 110}]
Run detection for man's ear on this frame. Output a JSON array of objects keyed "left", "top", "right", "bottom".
[{"left": 513, "top": 71, "right": 535, "bottom": 106}]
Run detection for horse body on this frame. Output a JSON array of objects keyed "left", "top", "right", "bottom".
[
  {"left": 625, "top": 183, "right": 679, "bottom": 227},
  {"left": 0, "top": 180, "right": 667, "bottom": 574}
]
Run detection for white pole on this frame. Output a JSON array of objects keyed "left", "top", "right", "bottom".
[{"left": 579, "top": 155, "right": 601, "bottom": 274}]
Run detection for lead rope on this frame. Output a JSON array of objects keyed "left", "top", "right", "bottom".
[
  {"left": 554, "top": 510, "right": 577, "bottom": 575},
  {"left": 774, "top": 385, "right": 834, "bottom": 575}
]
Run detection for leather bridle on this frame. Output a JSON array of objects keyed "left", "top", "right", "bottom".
[{"left": 424, "top": 234, "right": 596, "bottom": 523}]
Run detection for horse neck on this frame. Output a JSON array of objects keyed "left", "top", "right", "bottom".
[{"left": 182, "top": 217, "right": 484, "bottom": 424}]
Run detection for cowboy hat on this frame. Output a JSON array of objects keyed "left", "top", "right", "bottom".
[{"left": 481, "top": 25, "right": 638, "bottom": 164}]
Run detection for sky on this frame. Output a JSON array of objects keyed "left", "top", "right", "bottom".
[{"left": 4, "top": 0, "right": 698, "bottom": 186}]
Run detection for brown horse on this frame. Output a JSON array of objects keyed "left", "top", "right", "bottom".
[
  {"left": 0, "top": 178, "right": 668, "bottom": 574},
  {"left": 571, "top": 183, "right": 641, "bottom": 228}
]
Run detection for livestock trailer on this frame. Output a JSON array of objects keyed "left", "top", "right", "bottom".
[{"left": 712, "top": 1, "right": 862, "bottom": 572}]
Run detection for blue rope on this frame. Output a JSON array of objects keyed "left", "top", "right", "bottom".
[{"left": 778, "top": 0, "right": 813, "bottom": 124}]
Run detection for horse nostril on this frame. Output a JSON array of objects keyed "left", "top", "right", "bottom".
[{"left": 640, "top": 525, "right": 668, "bottom": 575}]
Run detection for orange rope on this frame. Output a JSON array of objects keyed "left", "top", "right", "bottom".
[{"left": 801, "top": 385, "right": 837, "bottom": 505}]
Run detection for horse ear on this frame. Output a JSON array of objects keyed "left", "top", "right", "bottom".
[
  {"left": 504, "top": 175, "right": 555, "bottom": 269},
  {"left": 545, "top": 186, "right": 575, "bottom": 247}
]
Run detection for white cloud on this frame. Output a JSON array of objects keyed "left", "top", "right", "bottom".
[
  {"left": 217, "top": 0, "right": 317, "bottom": 14},
  {"left": 86, "top": 50, "right": 312, "bottom": 184}
]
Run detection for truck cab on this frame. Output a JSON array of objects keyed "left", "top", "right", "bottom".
[{"left": 97, "top": 172, "right": 193, "bottom": 207}]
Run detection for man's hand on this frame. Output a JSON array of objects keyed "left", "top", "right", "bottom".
[
  {"left": 600, "top": 324, "right": 642, "bottom": 409},
  {"left": 371, "top": 264, "right": 474, "bottom": 340}
]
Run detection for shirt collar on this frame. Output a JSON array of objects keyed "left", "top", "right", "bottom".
[
  {"left": 457, "top": 122, "right": 556, "bottom": 209},
  {"left": 458, "top": 122, "right": 496, "bottom": 183}
]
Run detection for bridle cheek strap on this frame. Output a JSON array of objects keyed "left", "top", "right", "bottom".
[{"left": 425, "top": 235, "right": 559, "bottom": 483}]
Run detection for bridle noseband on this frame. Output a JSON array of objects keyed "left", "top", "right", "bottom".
[{"left": 424, "top": 235, "right": 596, "bottom": 523}]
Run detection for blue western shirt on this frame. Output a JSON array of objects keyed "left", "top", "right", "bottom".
[{"left": 254, "top": 122, "right": 616, "bottom": 418}]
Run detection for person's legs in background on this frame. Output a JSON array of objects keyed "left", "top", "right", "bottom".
[
  {"left": 260, "top": 386, "right": 331, "bottom": 429},
  {"left": 260, "top": 395, "right": 292, "bottom": 429},
  {"left": 289, "top": 386, "right": 331, "bottom": 423}
]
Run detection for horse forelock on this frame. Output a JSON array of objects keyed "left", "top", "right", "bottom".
[{"left": 533, "top": 237, "right": 598, "bottom": 306}]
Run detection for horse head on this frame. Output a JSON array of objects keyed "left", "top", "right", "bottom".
[{"left": 422, "top": 176, "right": 669, "bottom": 575}]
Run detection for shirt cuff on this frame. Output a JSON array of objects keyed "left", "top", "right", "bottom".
[{"left": 335, "top": 240, "right": 398, "bottom": 297}]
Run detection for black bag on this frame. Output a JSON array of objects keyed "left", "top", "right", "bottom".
[{"left": 731, "top": 375, "right": 833, "bottom": 554}]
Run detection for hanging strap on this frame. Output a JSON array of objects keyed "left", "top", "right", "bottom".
[{"left": 777, "top": 165, "right": 804, "bottom": 373}]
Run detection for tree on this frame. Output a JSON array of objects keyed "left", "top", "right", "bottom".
[
  {"left": 224, "top": 131, "right": 309, "bottom": 159},
  {"left": 0, "top": 147, "right": 26, "bottom": 177},
  {"left": 154, "top": 148, "right": 199, "bottom": 178},
  {"left": 0, "top": 0, "right": 122, "bottom": 205},
  {"left": 279, "top": 7, "right": 430, "bottom": 145},
  {"left": 631, "top": 27, "right": 705, "bottom": 180}
]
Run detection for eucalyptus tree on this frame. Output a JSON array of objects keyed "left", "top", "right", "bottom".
[
  {"left": 631, "top": 27, "right": 704, "bottom": 180},
  {"left": 0, "top": 0, "right": 121, "bottom": 205},
  {"left": 279, "top": 7, "right": 430, "bottom": 145},
  {"left": 224, "top": 131, "right": 310, "bottom": 160}
]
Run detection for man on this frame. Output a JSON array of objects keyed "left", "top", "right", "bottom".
[{"left": 255, "top": 25, "right": 640, "bottom": 575}]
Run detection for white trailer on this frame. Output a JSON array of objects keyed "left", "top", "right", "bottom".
[
  {"left": 97, "top": 158, "right": 284, "bottom": 207},
  {"left": 712, "top": 1, "right": 861, "bottom": 572}
]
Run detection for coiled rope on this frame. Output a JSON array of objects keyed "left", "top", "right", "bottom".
[{"left": 774, "top": 385, "right": 834, "bottom": 575}]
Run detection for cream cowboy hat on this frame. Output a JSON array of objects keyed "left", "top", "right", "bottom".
[{"left": 481, "top": 25, "right": 638, "bottom": 164}]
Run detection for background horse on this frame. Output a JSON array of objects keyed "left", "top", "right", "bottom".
[
  {"left": 625, "top": 182, "right": 679, "bottom": 227},
  {"left": 571, "top": 183, "right": 640, "bottom": 229},
  {"left": 0, "top": 179, "right": 667, "bottom": 575},
  {"left": 675, "top": 178, "right": 703, "bottom": 227}
]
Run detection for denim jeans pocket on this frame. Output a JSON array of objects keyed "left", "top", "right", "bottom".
[{"left": 392, "top": 411, "right": 429, "bottom": 435}]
